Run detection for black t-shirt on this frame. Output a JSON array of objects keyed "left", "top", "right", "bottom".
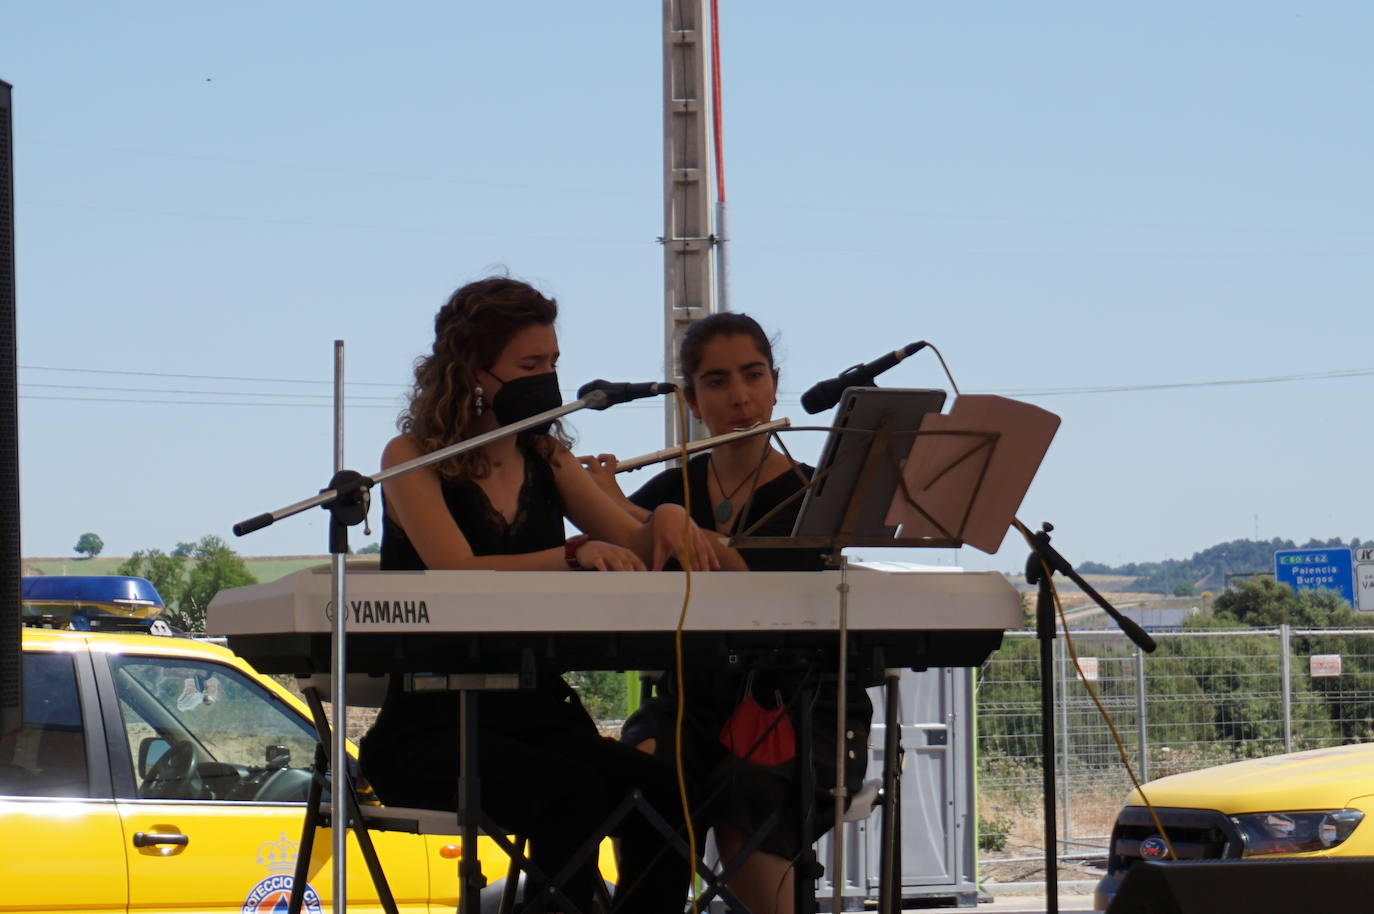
[{"left": 628, "top": 453, "right": 826, "bottom": 572}]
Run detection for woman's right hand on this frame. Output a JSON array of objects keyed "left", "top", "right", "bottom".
[
  {"left": 575, "top": 539, "right": 647, "bottom": 572},
  {"left": 577, "top": 453, "right": 625, "bottom": 501},
  {"left": 649, "top": 503, "right": 720, "bottom": 572}
]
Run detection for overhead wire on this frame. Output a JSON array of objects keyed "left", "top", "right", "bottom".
[
  {"left": 17, "top": 394, "right": 395, "bottom": 408},
  {"left": 20, "top": 364, "right": 400, "bottom": 386},
  {"left": 19, "top": 199, "right": 651, "bottom": 247},
  {"left": 984, "top": 366, "right": 1374, "bottom": 397},
  {"left": 26, "top": 195, "right": 1363, "bottom": 258},
  {"left": 20, "top": 138, "right": 1371, "bottom": 241},
  {"left": 23, "top": 383, "right": 398, "bottom": 402},
  {"left": 19, "top": 356, "right": 1374, "bottom": 413}
]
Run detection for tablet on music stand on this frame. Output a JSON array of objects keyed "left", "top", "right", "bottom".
[{"left": 791, "top": 387, "right": 947, "bottom": 541}]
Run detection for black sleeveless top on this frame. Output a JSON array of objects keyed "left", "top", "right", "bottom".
[
  {"left": 380, "top": 442, "right": 566, "bottom": 568},
  {"left": 367, "top": 443, "right": 591, "bottom": 743}
]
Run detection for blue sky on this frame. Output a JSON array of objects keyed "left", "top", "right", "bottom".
[{"left": 4, "top": 2, "right": 1371, "bottom": 573}]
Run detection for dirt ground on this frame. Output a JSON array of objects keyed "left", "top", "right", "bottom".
[{"left": 979, "top": 846, "right": 1107, "bottom": 892}]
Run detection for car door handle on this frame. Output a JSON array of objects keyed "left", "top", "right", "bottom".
[{"left": 133, "top": 832, "right": 190, "bottom": 848}]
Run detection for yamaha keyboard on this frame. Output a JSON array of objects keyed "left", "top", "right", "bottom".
[{"left": 207, "top": 562, "right": 1022, "bottom": 678}]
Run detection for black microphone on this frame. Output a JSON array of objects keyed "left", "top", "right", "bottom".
[
  {"left": 577, "top": 379, "right": 678, "bottom": 409},
  {"left": 800, "top": 341, "right": 928, "bottom": 414}
]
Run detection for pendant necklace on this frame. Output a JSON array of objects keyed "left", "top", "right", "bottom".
[{"left": 708, "top": 456, "right": 754, "bottom": 526}]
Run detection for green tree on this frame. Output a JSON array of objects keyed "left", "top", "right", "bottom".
[
  {"left": 567, "top": 670, "right": 629, "bottom": 722},
  {"left": 74, "top": 532, "right": 104, "bottom": 558},
  {"left": 1172, "top": 581, "right": 1197, "bottom": 597},
  {"left": 117, "top": 535, "right": 256, "bottom": 633},
  {"left": 180, "top": 535, "right": 258, "bottom": 633},
  {"left": 356, "top": 543, "right": 382, "bottom": 555},
  {"left": 1214, "top": 577, "right": 1358, "bottom": 628}
]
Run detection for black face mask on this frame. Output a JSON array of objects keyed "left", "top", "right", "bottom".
[{"left": 489, "top": 371, "right": 562, "bottom": 435}]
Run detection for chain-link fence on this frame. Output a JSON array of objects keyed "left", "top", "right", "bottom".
[{"left": 975, "top": 626, "right": 1374, "bottom": 867}]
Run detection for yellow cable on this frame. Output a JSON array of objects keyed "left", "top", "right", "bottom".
[
  {"left": 1011, "top": 518, "right": 1178, "bottom": 862},
  {"left": 672, "top": 390, "right": 701, "bottom": 913}
]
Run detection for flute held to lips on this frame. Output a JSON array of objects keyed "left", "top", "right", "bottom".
[{"left": 614, "top": 418, "right": 791, "bottom": 473}]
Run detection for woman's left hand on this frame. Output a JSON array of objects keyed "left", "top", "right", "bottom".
[
  {"left": 648, "top": 503, "right": 721, "bottom": 572},
  {"left": 575, "top": 539, "right": 647, "bottom": 572}
]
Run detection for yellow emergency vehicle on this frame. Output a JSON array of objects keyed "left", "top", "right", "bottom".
[
  {"left": 2, "top": 613, "right": 614, "bottom": 913},
  {"left": 1094, "top": 743, "right": 1374, "bottom": 908}
]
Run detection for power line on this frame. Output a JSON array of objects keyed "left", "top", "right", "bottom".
[
  {"left": 982, "top": 367, "right": 1374, "bottom": 398},
  {"left": 20, "top": 137, "right": 655, "bottom": 201},
  {"left": 19, "top": 199, "right": 652, "bottom": 248},
  {"left": 20, "top": 363, "right": 398, "bottom": 387},
  {"left": 23, "top": 382, "right": 401, "bottom": 402},
  {"left": 22, "top": 198, "right": 1368, "bottom": 258},
  {"left": 19, "top": 362, "right": 1374, "bottom": 408},
  {"left": 19, "top": 394, "right": 396, "bottom": 408},
  {"left": 22, "top": 137, "right": 1373, "bottom": 241},
  {"left": 18, "top": 392, "right": 664, "bottom": 409}
]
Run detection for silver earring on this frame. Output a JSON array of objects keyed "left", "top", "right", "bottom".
[{"left": 474, "top": 386, "right": 485, "bottom": 417}]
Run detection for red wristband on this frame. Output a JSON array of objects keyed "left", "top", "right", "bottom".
[{"left": 565, "top": 534, "right": 591, "bottom": 570}]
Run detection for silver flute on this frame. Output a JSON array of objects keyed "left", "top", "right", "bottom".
[{"left": 614, "top": 418, "right": 791, "bottom": 472}]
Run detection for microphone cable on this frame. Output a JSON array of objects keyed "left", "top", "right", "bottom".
[
  {"left": 1009, "top": 517, "right": 1177, "bottom": 863},
  {"left": 670, "top": 388, "right": 703, "bottom": 913},
  {"left": 926, "top": 342, "right": 962, "bottom": 397}
]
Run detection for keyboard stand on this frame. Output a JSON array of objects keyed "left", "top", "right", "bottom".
[{"left": 399, "top": 669, "right": 749, "bottom": 914}]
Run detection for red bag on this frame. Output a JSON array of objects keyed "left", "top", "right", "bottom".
[{"left": 719, "top": 693, "right": 796, "bottom": 766}]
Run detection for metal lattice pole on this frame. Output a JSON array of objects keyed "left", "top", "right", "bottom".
[{"left": 661, "top": 0, "right": 714, "bottom": 446}]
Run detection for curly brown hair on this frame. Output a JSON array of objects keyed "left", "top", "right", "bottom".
[{"left": 399, "top": 276, "right": 571, "bottom": 479}]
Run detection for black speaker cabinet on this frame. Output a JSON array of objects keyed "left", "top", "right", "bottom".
[
  {"left": 0, "top": 77, "right": 20, "bottom": 740},
  {"left": 1106, "top": 858, "right": 1374, "bottom": 914}
]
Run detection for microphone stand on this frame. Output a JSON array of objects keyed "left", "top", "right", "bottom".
[
  {"left": 233, "top": 371, "right": 635, "bottom": 914},
  {"left": 1020, "top": 520, "right": 1155, "bottom": 914}
]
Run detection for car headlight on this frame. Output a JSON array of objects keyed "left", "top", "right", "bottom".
[{"left": 1230, "top": 809, "right": 1364, "bottom": 856}]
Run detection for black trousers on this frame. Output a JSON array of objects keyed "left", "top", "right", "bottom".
[{"left": 360, "top": 703, "right": 688, "bottom": 914}]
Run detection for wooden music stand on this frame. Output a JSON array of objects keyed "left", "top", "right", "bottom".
[{"left": 732, "top": 392, "right": 1059, "bottom": 555}]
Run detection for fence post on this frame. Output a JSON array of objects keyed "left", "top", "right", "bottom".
[
  {"left": 1135, "top": 643, "right": 1148, "bottom": 783},
  {"left": 1057, "top": 636, "right": 1071, "bottom": 848},
  {"left": 1280, "top": 624, "right": 1293, "bottom": 753}
]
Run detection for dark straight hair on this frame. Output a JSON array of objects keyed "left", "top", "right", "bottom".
[{"left": 679, "top": 312, "right": 776, "bottom": 390}]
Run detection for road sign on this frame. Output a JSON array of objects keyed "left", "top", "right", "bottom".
[
  {"left": 1357, "top": 563, "right": 1374, "bottom": 612},
  {"left": 1273, "top": 548, "right": 1355, "bottom": 606}
]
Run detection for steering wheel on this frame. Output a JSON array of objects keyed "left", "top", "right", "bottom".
[{"left": 140, "top": 740, "right": 208, "bottom": 799}]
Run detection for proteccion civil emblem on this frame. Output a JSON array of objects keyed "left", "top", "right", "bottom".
[{"left": 242, "top": 833, "right": 323, "bottom": 914}]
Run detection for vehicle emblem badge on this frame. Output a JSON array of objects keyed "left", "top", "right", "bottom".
[
  {"left": 1139, "top": 834, "right": 1169, "bottom": 860},
  {"left": 242, "top": 833, "right": 322, "bottom": 914}
]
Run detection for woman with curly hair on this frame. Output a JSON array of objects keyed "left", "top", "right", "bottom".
[{"left": 359, "top": 276, "right": 716, "bottom": 913}]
